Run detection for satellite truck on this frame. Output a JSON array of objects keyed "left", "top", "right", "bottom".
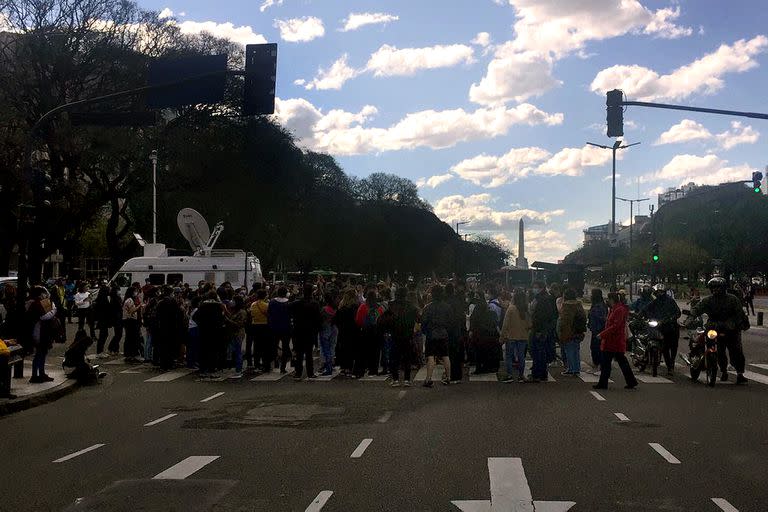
[{"left": 109, "top": 208, "right": 263, "bottom": 295}]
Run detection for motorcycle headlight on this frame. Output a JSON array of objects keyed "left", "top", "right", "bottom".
[
  {"left": 707, "top": 330, "right": 718, "bottom": 340},
  {"left": 648, "top": 320, "right": 659, "bottom": 328}
]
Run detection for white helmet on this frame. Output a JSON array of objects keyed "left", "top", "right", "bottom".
[{"left": 653, "top": 284, "right": 666, "bottom": 293}]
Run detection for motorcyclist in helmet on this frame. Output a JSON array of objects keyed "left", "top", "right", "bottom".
[
  {"left": 643, "top": 284, "right": 681, "bottom": 376},
  {"left": 691, "top": 277, "right": 750, "bottom": 384},
  {"left": 631, "top": 286, "right": 654, "bottom": 314}
]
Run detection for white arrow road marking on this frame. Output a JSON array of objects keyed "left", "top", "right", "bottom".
[
  {"left": 711, "top": 497, "right": 739, "bottom": 511},
  {"left": 451, "top": 457, "right": 575, "bottom": 511},
  {"left": 305, "top": 491, "right": 333, "bottom": 512}
]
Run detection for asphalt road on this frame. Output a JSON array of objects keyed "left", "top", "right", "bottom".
[{"left": 2, "top": 330, "right": 768, "bottom": 511}]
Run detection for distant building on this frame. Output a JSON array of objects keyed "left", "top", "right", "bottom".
[
  {"left": 615, "top": 215, "right": 650, "bottom": 247},
  {"left": 658, "top": 182, "right": 698, "bottom": 207},
  {"left": 583, "top": 222, "right": 621, "bottom": 246}
]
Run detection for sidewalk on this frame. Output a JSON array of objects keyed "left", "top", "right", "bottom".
[{"left": 0, "top": 359, "right": 78, "bottom": 416}]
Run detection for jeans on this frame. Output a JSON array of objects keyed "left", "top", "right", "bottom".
[
  {"left": 32, "top": 346, "right": 48, "bottom": 377},
  {"left": 545, "top": 328, "right": 557, "bottom": 364},
  {"left": 230, "top": 335, "right": 243, "bottom": 373},
  {"left": 563, "top": 338, "right": 582, "bottom": 374},
  {"left": 319, "top": 326, "right": 338, "bottom": 374},
  {"left": 144, "top": 332, "right": 153, "bottom": 363},
  {"left": 590, "top": 334, "right": 602, "bottom": 367},
  {"left": 273, "top": 331, "right": 291, "bottom": 371},
  {"left": 530, "top": 333, "right": 548, "bottom": 380},
  {"left": 505, "top": 340, "right": 527, "bottom": 378},
  {"left": 96, "top": 326, "right": 109, "bottom": 354},
  {"left": 187, "top": 327, "right": 200, "bottom": 368}
]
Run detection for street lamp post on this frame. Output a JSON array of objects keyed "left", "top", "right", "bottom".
[
  {"left": 586, "top": 140, "right": 641, "bottom": 286},
  {"left": 149, "top": 150, "right": 158, "bottom": 244},
  {"left": 456, "top": 221, "right": 470, "bottom": 235},
  {"left": 617, "top": 196, "right": 649, "bottom": 299}
]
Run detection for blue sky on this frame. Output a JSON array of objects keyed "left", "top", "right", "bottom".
[{"left": 136, "top": 0, "right": 768, "bottom": 262}]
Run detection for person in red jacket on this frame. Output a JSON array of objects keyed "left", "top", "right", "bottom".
[{"left": 594, "top": 292, "right": 638, "bottom": 390}]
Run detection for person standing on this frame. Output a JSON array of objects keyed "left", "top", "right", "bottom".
[
  {"left": 528, "top": 282, "right": 557, "bottom": 383},
  {"left": 386, "top": 287, "right": 418, "bottom": 386},
  {"left": 64, "top": 278, "right": 76, "bottom": 324},
  {"left": 557, "top": 288, "right": 587, "bottom": 376},
  {"left": 643, "top": 284, "right": 681, "bottom": 376},
  {"left": 225, "top": 295, "right": 248, "bottom": 378},
  {"left": 355, "top": 290, "right": 385, "bottom": 376},
  {"left": 420, "top": 285, "right": 452, "bottom": 387},
  {"left": 92, "top": 284, "right": 112, "bottom": 357},
  {"left": 445, "top": 283, "right": 467, "bottom": 382},
  {"left": 744, "top": 282, "right": 755, "bottom": 316},
  {"left": 154, "top": 286, "right": 186, "bottom": 371},
  {"left": 268, "top": 287, "right": 292, "bottom": 373},
  {"left": 319, "top": 293, "right": 339, "bottom": 376},
  {"left": 290, "top": 284, "right": 322, "bottom": 380},
  {"left": 335, "top": 289, "right": 360, "bottom": 378},
  {"left": 121, "top": 288, "right": 142, "bottom": 363},
  {"left": 186, "top": 296, "right": 201, "bottom": 369},
  {"left": 587, "top": 289, "right": 608, "bottom": 374},
  {"left": 194, "top": 291, "right": 226, "bottom": 378},
  {"left": 499, "top": 289, "right": 531, "bottom": 382},
  {"left": 470, "top": 299, "right": 500, "bottom": 375},
  {"left": 594, "top": 292, "right": 638, "bottom": 390},
  {"left": 248, "top": 289, "right": 271, "bottom": 372},
  {"left": 74, "top": 283, "right": 94, "bottom": 337},
  {"left": 107, "top": 285, "right": 123, "bottom": 356},
  {"left": 26, "top": 286, "right": 57, "bottom": 383}
]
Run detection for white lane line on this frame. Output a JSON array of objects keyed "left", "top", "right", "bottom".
[
  {"left": 145, "top": 369, "right": 194, "bottom": 382},
  {"left": 200, "top": 392, "right": 225, "bottom": 403},
  {"left": 613, "top": 412, "right": 630, "bottom": 422},
  {"left": 730, "top": 370, "right": 768, "bottom": 385},
  {"left": 53, "top": 444, "right": 106, "bottom": 463},
  {"left": 711, "top": 497, "right": 739, "bottom": 511},
  {"left": 305, "top": 491, "right": 333, "bottom": 512},
  {"left": 153, "top": 456, "right": 220, "bottom": 480},
  {"left": 649, "top": 443, "right": 681, "bottom": 464},
  {"left": 589, "top": 391, "right": 606, "bottom": 401},
  {"left": 397, "top": 390, "right": 407, "bottom": 399},
  {"left": 143, "top": 413, "right": 178, "bottom": 427},
  {"left": 120, "top": 369, "right": 146, "bottom": 374},
  {"left": 377, "top": 411, "right": 393, "bottom": 423},
  {"left": 350, "top": 438, "right": 373, "bottom": 458}
]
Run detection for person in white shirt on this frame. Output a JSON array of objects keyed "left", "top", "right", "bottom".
[{"left": 74, "top": 284, "right": 94, "bottom": 337}]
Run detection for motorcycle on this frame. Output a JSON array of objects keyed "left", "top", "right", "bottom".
[
  {"left": 679, "top": 310, "right": 720, "bottom": 387},
  {"left": 628, "top": 313, "right": 664, "bottom": 376}
]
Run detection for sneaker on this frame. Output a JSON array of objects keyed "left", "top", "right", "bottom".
[
  {"left": 96, "top": 353, "right": 109, "bottom": 359},
  {"left": 229, "top": 372, "right": 243, "bottom": 379},
  {"left": 390, "top": 380, "right": 401, "bottom": 387},
  {"left": 736, "top": 374, "right": 748, "bottom": 385},
  {"left": 720, "top": 372, "right": 729, "bottom": 382},
  {"left": 560, "top": 371, "right": 573, "bottom": 376},
  {"left": 307, "top": 374, "right": 317, "bottom": 379},
  {"left": 517, "top": 376, "right": 525, "bottom": 383},
  {"left": 403, "top": 380, "right": 412, "bottom": 387},
  {"left": 441, "top": 378, "right": 450, "bottom": 386},
  {"left": 321, "top": 371, "right": 333, "bottom": 377},
  {"left": 40, "top": 374, "right": 55, "bottom": 382},
  {"left": 423, "top": 380, "right": 433, "bottom": 388},
  {"left": 501, "top": 376, "right": 515, "bottom": 383},
  {"left": 525, "top": 376, "right": 541, "bottom": 383}
]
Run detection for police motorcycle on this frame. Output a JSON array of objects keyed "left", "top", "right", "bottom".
[
  {"left": 628, "top": 313, "right": 664, "bottom": 376},
  {"left": 679, "top": 306, "right": 720, "bottom": 387}
]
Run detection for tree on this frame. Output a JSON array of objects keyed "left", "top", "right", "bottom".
[{"left": 354, "top": 172, "right": 432, "bottom": 211}]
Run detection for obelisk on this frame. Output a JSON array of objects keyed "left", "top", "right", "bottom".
[{"left": 515, "top": 218, "right": 529, "bottom": 269}]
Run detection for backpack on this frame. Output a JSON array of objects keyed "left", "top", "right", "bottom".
[{"left": 363, "top": 304, "right": 381, "bottom": 330}]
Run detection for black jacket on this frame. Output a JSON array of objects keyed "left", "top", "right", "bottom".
[{"left": 531, "top": 291, "right": 557, "bottom": 334}]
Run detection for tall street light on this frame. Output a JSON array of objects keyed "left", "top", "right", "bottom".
[
  {"left": 149, "top": 150, "right": 158, "bottom": 244},
  {"left": 586, "top": 140, "right": 641, "bottom": 286},
  {"left": 617, "top": 196, "right": 649, "bottom": 300},
  {"left": 456, "top": 221, "right": 470, "bottom": 235}
]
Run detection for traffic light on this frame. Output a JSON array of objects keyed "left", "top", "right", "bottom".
[
  {"left": 752, "top": 171, "right": 763, "bottom": 193},
  {"left": 244, "top": 43, "right": 278, "bottom": 116},
  {"left": 651, "top": 242, "right": 660, "bottom": 263},
  {"left": 32, "top": 170, "right": 52, "bottom": 207},
  {"left": 606, "top": 89, "right": 624, "bottom": 138}
]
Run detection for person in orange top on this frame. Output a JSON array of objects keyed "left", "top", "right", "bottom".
[{"left": 248, "top": 289, "right": 271, "bottom": 373}]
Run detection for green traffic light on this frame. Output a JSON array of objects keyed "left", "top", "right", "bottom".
[
  {"left": 755, "top": 187, "right": 761, "bottom": 193},
  {"left": 653, "top": 255, "right": 659, "bottom": 262}
]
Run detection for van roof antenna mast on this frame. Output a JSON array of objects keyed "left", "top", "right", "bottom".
[{"left": 203, "top": 221, "right": 224, "bottom": 255}]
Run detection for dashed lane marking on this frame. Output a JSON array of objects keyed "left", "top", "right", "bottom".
[
  {"left": 377, "top": 411, "right": 393, "bottom": 423},
  {"left": 143, "top": 413, "right": 178, "bottom": 427},
  {"left": 613, "top": 413, "right": 630, "bottom": 422},
  {"left": 153, "top": 456, "right": 220, "bottom": 480},
  {"left": 589, "top": 391, "right": 606, "bottom": 401},
  {"left": 711, "top": 498, "right": 739, "bottom": 511},
  {"left": 649, "top": 443, "right": 681, "bottom": 464},
  {"left": 53, "top": 444, "right": 106, "bottom": 463},
  {"left": 350, "top": 438, "right": 373, "bottom": 458},
  {"left": 200, "top": 392, "right": 225, "bottom": 403},
  {"left": 305, "top": 491, "right": 333, "bottom": 512}
]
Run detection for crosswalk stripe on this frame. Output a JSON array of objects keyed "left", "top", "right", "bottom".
[
  {"left": 649, "top": 443, "right": 681, "bottom": 464},
  {"left": 251, "top": 369, "right": 290, "bottom": 382},
  {"left": 636, "top": 375, "right": 673, "bottom": 384},
  {"left": 578, "top": 373, "right": 612, "bottom": 384},
  {"left": 711, "top": 497, "right": 739, "bottom": 511},
  {"left": 143, "top": 413, "right": 178, "bottom": 427},
  {"left": 750, "top": 363, "right": 768, "bottom": 371},
  {"left": 305, "top": 491, "right": 334, "bottom": 512},
  {"left": 145, "top": 369, "right": 195, "bottom": 382},
  {"left": 731, "top": 370, "right": 768, "bottom": 385},
  {"left": 152, "top": 456, "right": 220, "bottom": 480}
]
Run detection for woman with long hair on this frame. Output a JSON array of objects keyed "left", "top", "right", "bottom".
[
  {"left": 499, "top": 288, "right": 531, "bottom": 382},
  {"left": 336, "top": 288, "right": 360, "bottom": 377},
  {"left": 121, "top": 287, "right": 142, "bottom": 363}
]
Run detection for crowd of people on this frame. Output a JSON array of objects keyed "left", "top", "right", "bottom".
[{"left": 0, "top": 274, "right": 753, "bottom": 391}]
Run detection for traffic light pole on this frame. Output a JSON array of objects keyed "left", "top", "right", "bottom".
[{"left": 618, "top": 100, "right": 768, "bottom": 121}]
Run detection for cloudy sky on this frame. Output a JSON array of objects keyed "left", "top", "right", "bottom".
[{"left": 140, "top": 0, "right": 768, "bottom": 262}]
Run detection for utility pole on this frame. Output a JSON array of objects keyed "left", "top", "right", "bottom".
[
  {"left": 456, "top": 221, "right": 469, "bottom": 235},
  {"left": 586, "top": 140, "right": 641, "bottom": 287},
  {"left": 617, "top": 196, "right": 649, "bottom": 300},
  {"left": 149, "top": 150, "right": 158, "bottom": 244}
]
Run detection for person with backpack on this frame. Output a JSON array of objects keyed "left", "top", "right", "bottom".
[
  {"left": 557, "top": 288, "right": 587, "bottom": 377},
  {"left": 420, "top": 285, "right": 453, "bottom": 387},
  {"left": 356, "top": 290, "right": 385, "bottom": 376},
  {"left": 290, "top": 284, "right": 322, "bottom": 380},
  {"left": 499, "top": 289, "right": 531, "bottom": 382},
  {"left": 267, "top": 287, "right": 292, "bottom": 373}
]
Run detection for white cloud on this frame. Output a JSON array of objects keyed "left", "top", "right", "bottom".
[
  {"left": 472, "top": 1, "right": 692, "bottom": 105},
  {"left": 365, "top": 44, "right": 474, "bottom": 77},
  {"left": 175, "top": 20, "right": 267, "bottom": 46},
  {"left": 260, "top": 0, "right": 283, "bottom": 13},
  {"left": 432, "top": 194, "right": 564, "bottom": 230},
  {"left": 340, "top": 12, "right": 398, "bottom": 32},
  {"left": 275, "top": 16, "right": 325, "bottom": 43},
  {"left": 590, "top": 36, "right": 768, "bottom": 101},
  {"left": 302, "top": 54, "right": 360, "bottom": 90},
  {"left": 471, "top": 32, "right": 491, "bottom": 47},
  {"left": 449, "top": 147, "right": 551, "bottom": 188},
  {"left": 647, "top": 154, "right": 753, "bottom": 186},
  {"left": 534, "top": 144, "right": 614, "bottom": 177},
  {"left": 524, "top": 229, "right": 574, "bottom": 262},
  {"left": 274, "top": 97, "right": 563, "bottom": 156},
  {"left": 655, "top": 119, "right": 760, "bottom": 149},
  {"left": 158, "top": 8, "right": 174, "bottom": 19},
  {"left": 416, "top": 174, "right": 454, "bottom": 189},
  {"left": 603, "top": 173, "right": 621, "bottom": 182},
  {"left": 567, "top": 220, "right": 589, "bottom": 230}
]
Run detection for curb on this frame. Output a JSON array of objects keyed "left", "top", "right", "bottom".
[{"left": 0, "top": 378, "right": 80, "bottom": 417}]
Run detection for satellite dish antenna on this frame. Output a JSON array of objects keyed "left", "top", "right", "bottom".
[{"left": 177, "top": 208, "right": 211, "bottom": 253}]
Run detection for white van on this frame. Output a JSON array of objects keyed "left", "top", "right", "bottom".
[{"left": 111, "top": 250, "right": 263, "bottom": 294}]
